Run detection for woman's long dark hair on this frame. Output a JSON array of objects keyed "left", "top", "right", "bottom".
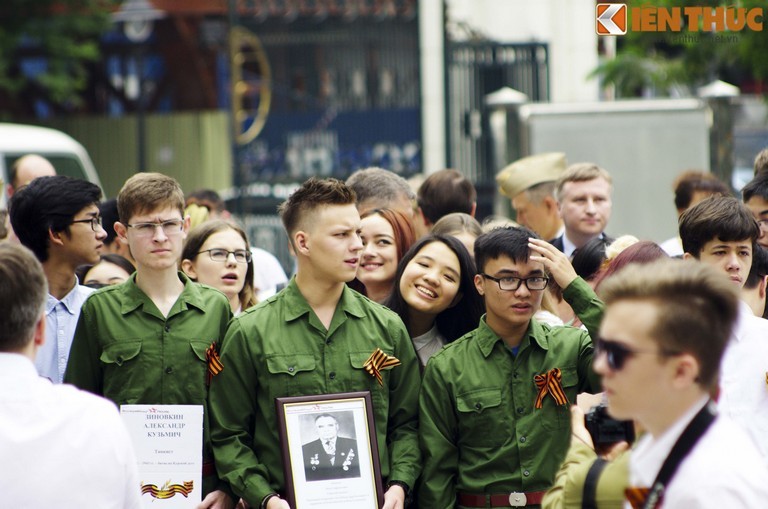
[{"left": 383, "top": 234, "right": 484, "bottom": 342}]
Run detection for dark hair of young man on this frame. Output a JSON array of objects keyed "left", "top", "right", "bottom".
[
  {"left": 417, "top": 169, "right": 476, "bottom": 224},
  {"left": 473, "top": 225, "right": 539, "bottom": 274},
  {"left": 742, "top": 172, "right": 768, "bottom": 202},
  {"left": 672, "top": 170, "right": 731, "bottom": 212},
  {"left": 0, "top": 243, "right": 48, "bottom": 352},
  {"left": 383, "top": 234, "right": 484, "bottom": 343},
  {"left": 599, "top": 259, "right": 738, "bottom": 392},
  {"left": 678, "top": 196, "right": 759, "bottom": 258},
  {"left": 9, "top": 176, "right": 102, "bottom": 263},
  {"left": 98, "top": 198, "right": 120, "bottom": 247},
  {"left": 278, "top": 177, "right": 356, "bottom": 243},
  {"left": 744, "top": 244, "right": 768, "bottom": 290}
]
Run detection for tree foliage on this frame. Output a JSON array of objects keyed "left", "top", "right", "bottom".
[
  {"left": 592, "top": 0, "right": 768, "bottom": 97},
  {"left": 0, "top": 0, "right": 115, "bottom": 110}
]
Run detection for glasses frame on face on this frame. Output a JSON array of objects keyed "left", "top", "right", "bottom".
[
  {"left": 480, "top": 273, "right": 549, "bottom": 291},
  {"left": 197, "top": 248, "right": 252, "bottom": 264},
  {"left": 595, "top": 337, "right": 678, "bottom": 371},
  {"left": 70, "top": 215, "right": 103, "bottom": 232},
  {"left": 125, "top": 219, "right": 184, "bottom": 237}
]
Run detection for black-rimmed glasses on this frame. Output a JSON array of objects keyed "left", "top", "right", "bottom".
[
  {"left": 480, "top": 273, "right": 549, "bottom": 291},
  {"left": 70, "top": 216, "right": 103, "bottom": 232},
  {"left": 198, "top": 248, "right": 252, "bottom": 263}
]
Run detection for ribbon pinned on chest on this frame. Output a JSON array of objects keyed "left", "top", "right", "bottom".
[
  {"left": 206, "top": 342, "right": 223, "bottom": 385},
  {"left": 363, "top": 348, "right": 401, "bottom": 386},
  {"left": 533, "top": 367, "right": 569, "bottom": 409}
]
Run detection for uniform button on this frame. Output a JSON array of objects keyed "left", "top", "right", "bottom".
[
  {"left": 513, "top": 371, "right": 519, "bottom": 378},
  {"left": 475, "top": 403, "right": 482, "bottom": 410},
  {"left": 288, "top": 366, "right": 295, "bottom": 373},
  {"left": 523, "top": 470, "right": 530, "bottom": 477},
  {"left": 520, "top": 436, "right": 527, "bottom": 443},
  {"left": 329, "top": 372, "right": 336, "bottom": 380},
  {"left": 165, "top": 367, "right": 173, "bottom": 374},
  {"left": 517, "top": 407, "right": 524, "bottom": 414},
  {"left": 326, "top": 338, "right": 332, "bottom": 345},
  {"left": 116, "top": 356, "right": 124, "bottom": 363},
  {"left": 164, "top": 325, "right": 170, "bottom": 332}
]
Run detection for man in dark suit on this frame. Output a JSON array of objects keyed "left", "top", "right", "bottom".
[
  {"left": 303, "top": 414, "right": 361, "bottom": 482},
  {"left": 550, "top": 163, "right": 613, "bottom": 258}
]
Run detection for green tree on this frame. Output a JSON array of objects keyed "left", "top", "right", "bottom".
[
  {"left": 0, "top": 0, "right": 115, "bottom": 112},
  {"left": 593, "top": 0, "right": 768, "bottom": 97}
]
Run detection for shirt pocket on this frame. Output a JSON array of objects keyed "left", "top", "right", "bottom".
[
  {"left": 541, "top": 366, "right": 579, "bottom": 431},
  {"left": 349, "top": 351, "right": 389, "bottom": 420},
  {"left": 265, "top": 353, "right": 316, "bottom": 397},
  {"left": 186, "top": 341, "right": 213, "bottom": 402},
  {"left": 100, "top": 341, "right": 143, "bottom": 404},
  {"left": 456, "top": 387, "right": 504, "bottom": 446}
]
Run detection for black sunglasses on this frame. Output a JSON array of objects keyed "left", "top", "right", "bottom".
[{"left": 595, "top": 337, "right": 677, "bottom": 371}]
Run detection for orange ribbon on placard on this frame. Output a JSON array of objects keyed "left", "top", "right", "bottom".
[
  {"left": 533, "top": 368, "right": 569, "bottom": 409},
  {"left": 363, "top": 348, "right": 401, "bottom": 386},
  {"left": 141, "top": 480, "right": 194, "bottom": 499}
]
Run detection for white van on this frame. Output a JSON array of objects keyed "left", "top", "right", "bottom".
[{"left": 0, "top": 123, "right": 102, "bottom": 209}]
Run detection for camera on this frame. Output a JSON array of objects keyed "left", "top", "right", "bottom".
[{"left": 584, "top": 403, "right": 635, "bottom": 449}]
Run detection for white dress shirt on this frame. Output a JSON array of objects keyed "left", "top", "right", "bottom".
[
  {"left": 36, "top": 282, "right": 93, "bottom": 383},
  {"left": 0, "top": 353, "right": 141, "bottom": 508},
  {"left": 718, "top": 301, "right": 768, "bottom": 461},
  {"left": 629, "top": 397, "right": 768, "bottom": 508},
  {"left": 250, "top": 246, "right": 289, "bottom": 300}
]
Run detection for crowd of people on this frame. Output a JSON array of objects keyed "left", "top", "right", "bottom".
[{"left": 1, "top": 147, "right": 768, "bottom": 509}]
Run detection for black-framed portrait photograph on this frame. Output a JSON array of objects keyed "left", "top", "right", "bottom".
[{"left": 276, "top": 392, "right": 384, "bottom": 509}]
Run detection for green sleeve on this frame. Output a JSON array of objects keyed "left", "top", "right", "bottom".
[
  {"left": 418, "top": 359, "right": 458, "bottom": 508},
  {"left": 63, "top": 299, "right": 103, "bottom": 394},
  {"left": 563, "top": 276, "right": 604, "bottom": 341},
  {"left": 385, "top": 321, "right": 422, "bottom": 488},
  {"left": 208, "top": 319, "right": 272, "bottom": 505}
]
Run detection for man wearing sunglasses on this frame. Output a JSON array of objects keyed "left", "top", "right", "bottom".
[
  {"left": 679, "top": 195, "right": 768, "bottom": 462},
  {"left": 419, "top": 226, "right": 603, "bottom": 508},
  {"left": 9, "top": 175, "right": 106, "bottom": 384},
  {"left": 595, "top": 259, "right": 768, "bottom": 507}
]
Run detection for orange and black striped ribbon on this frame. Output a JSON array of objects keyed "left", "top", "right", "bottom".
[
  {"left": 363, "top": 348, "right": 401, "bottom": 386},
  {"left": 141, "top": 480, "right": 194, "bottom": 499},
  {"left": 206, "top": 342, "right": 223, "bottom": 385},
  {"left": 533, "top": 367, "right": 569, "bottom": 409},
  {"left": 624, "top": 486, "right": 651, "bottom": 509}
]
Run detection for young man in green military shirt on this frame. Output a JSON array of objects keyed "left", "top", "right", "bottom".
[
  {"left": 208, "top": 177, "right": 421, "bottom": 509},
  {"left": 419, "top": 226, "right": 602, "bottom": 508},
  {"left": 64, "top": 173, "right": 234, "bottom": 509}
]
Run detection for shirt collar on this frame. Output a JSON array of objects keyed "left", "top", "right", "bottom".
[
  {"left": 475, "top": 316, "right": 549, "bottom": 358},
  {"left": 120, "top": 271, "right": 206, "bottom": 315},
  {"left": 282, "top": 279, "right": 366, "bottom": 322},
  {"left": 46, "top": 280, "right": 94, "bottom": 315}
]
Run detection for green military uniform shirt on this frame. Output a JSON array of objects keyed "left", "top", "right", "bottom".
[
  {"left": 64, "top": 272, "right": 233, "bottom": 496},
  {"left": 208, "top": 279, "right": 421, "bottom": 506},
  {"left": 418, "top": 277, "right": 603, "bottom": 508}
]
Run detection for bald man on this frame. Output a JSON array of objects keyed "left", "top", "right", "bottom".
[
  {"left": 3, "top": 155, "right": 57, "bottom": 242},
  {"left": 7, "top": 154, "right": 57, "bottom": 198}
]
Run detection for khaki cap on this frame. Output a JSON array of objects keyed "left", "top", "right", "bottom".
[{"left": 496, "top": 152, "right": 567, "bottom": 198}]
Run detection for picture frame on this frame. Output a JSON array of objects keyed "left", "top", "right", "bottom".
[{"left": 275, "top": 391, "right": 384, "bottom": 509}]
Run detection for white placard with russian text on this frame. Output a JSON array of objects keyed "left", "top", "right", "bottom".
[{"left": 121, "top": 404, "right": 203, "bottom": 508}]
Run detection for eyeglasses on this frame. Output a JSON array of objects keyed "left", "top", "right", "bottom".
[
  {"left": 126, "top": 219, "right": 184, "bottom": 237},
  {"left": 198, "top": 248, "right": 252, "bottom": 264},
  {"left": 595, "top": 337, "right": 677, "bottom": 371},
  {"left": 481, "top": 273, "right": 549, "bottom": 291},
  {"left": 70, "top": 216, "right": 103, "bottom": 232}
]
